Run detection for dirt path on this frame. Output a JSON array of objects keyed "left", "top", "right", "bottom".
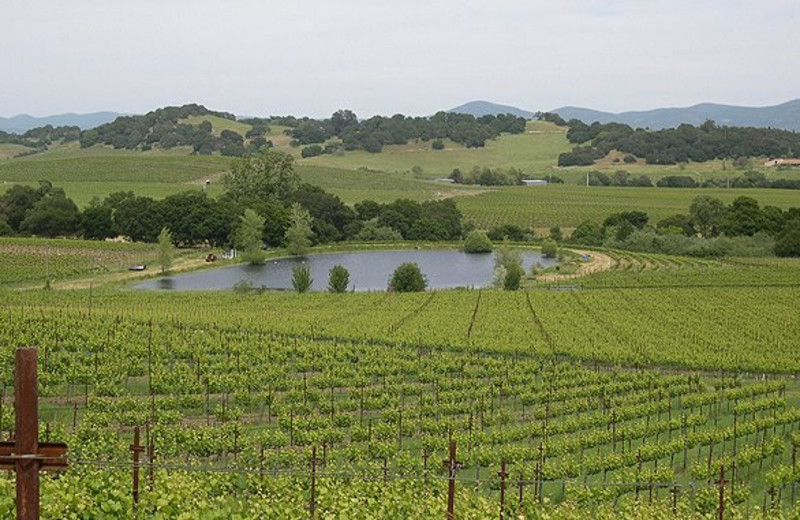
[
  {"left": 536, "top": 250, "right": 616, "bottom": 283},
  {"left": 53, "top": 256, "right": 214, "bottom": 290}
]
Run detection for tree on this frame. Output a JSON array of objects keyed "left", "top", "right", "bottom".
[
  {"left": 494, "top": 246, "right": 525, "bottom": 290},
  {"left": 541, "top": 239, "right": 558, "bottom": 258},
  {"left": 20, "top": 193, "right": 81, "bottom": 237},
  {"left": 81, "top": 198, "right": 115, "bottom": 240},
  {"left": 0, "top": 184, "right": 42, "bottom": 231},
  {"left": 327, "top": 264, "right": 350, "bottom": 293},
  {"left": 570, "top": 221, "right": 604, "bottom": 246},
  {"left": 285, "top": 203, "right": 314, "bottom": 256},
  {"left": 689, "top": 196, "right": 726, "bottom": 237},
  {"left": 463, "top": 230, "right": 493, "bottom": 253},
  {"left": 223, "top": 148, "right": 299, "bottom": 203},
  {"left": 236, "top": 209, "right": 267, "bottom": 264},
  {"left": 158, "top": 227, "right": 174, "bottom": 274},
  {"left": 389, "top": 263, "right": 427, "bottom": 292},
  {"left": 549, "top": 226, "right": 563, "bottom": 241},
  {"left": 291, "top": 265, "right": 314, "bottom": 292},
  {"left": 775, "top": 222, "right": 800, "bottom": 257}
]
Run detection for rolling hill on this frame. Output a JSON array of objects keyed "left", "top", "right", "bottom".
[
  {"left": 552, "top": 99, "right": 800, "bottom": 131},
  {"left": 0, "top": 112, "right": 123, "bottom": 133}
]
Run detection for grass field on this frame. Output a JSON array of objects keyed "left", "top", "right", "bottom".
[
  {"left": 181, "top": 114, "right": 253, "bottom": 136},
  {"left": 301, "top": 121, "right": 571, "bottom": 178}
]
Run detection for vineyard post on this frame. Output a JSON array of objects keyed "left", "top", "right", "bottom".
[
  {"left": 670, "top": 484, "right": 679, "bottom": 515},
  {"left": 72, "top": 402, "right": 78, "bottom": 431},
  {"left": 310, "top": 445, "right": 317, "bottom": 520},
  {"left": 518, "top": 471, "right": 524, "bottom": 509},
  {"left": 716, "top": 464, "right": 727, "bottom": 520},
  {"left": 147, "top": 422, "right": 155, "bottom": 491},
  {"left": 0, "top": 348, "right": 68, "bottom": 520},
  {"left": 259, "top": 446, "right": 265, "bottom": 482},
  {"left": 130, "top": 426, "right": 143, "bottom": 512},
  {"left": 443, "top": 440, "right": 460, "bottom": 520},
  {"left": 498, "top": 460, "right": 507, "bottom": 520},
  {"left": 537, "top": 442, "right": 545, "bottom": 504}
]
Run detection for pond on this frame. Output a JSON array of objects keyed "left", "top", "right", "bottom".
[{"left": 134, "top": 249, "right": 558, "bottom": 292}]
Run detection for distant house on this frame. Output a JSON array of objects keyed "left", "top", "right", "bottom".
[
  {"left": 764, "top": 158, "right": 800, "bottom": 167},
  {"left": 433, "top": 178, "right": 455, "bottom": 183},
  {"left": 522, "top": 179, "right": 548, "bottom": 186}
]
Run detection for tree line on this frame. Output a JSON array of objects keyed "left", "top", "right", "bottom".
[
  {"left": 0, "top": 150, "right": 464, "bottom": 248},
  {"left": 579, "top": 170, "right": 800, "bottom": 190},
  {"left": 548, "top": 116, "right": 800, "bottom": 166},
  {"left": 568, "top": 196, "right": 800, "bottom": 257}
]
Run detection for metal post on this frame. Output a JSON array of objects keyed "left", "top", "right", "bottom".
[
  {"left": 498, "top": 460, "right": 508, "bottom": 520},
  {"left": 130, "top": 426, "right": 143, "bottom": 511},
  {"left": 15, "top": 348, "right": 39, "bottom": 520},
  {"left": 310, "top": 446, "right": 317, "bottom": 519},
  {"left": 716, "top": 465, "right": 727, "bottom": 520},
  {"left": 444, "top": 440, "right": 458, "bottom": 520}
]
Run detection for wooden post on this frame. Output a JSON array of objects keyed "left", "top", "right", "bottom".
[{"left": 310, "top": 446, "right": 317, "bottom": 519}]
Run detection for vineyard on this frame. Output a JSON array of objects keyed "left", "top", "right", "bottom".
[
  {"left": 0, "top": 248, "right": 798, "bottom": 518},
  {"left": 455, "top": 185, "right": 800, "bottom": 231},
  {"left": 0, "top": 238, "right": 157, "bottom": 287}
]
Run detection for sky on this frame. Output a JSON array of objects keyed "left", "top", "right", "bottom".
[{"left": 3, "top": 0, "right": 800, "bottom": 118}]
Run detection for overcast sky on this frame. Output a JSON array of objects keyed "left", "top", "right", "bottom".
[{"left": 3, "top": 0, "right": 799, "bottom": 118}]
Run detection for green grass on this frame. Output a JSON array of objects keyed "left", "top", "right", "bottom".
[
  {"left": 300, "top": 121, "right": 571, "bottom": 178},
  {"left": 456, "top": 185, "right": 800, "bottom": 231},
  {"left": 0, "top": 155, "right": 231, "bottom": 184},
  {"left": 182, "top": 115, "right": 253, "bottom": 137},
  {"left": 296, "top": 165, "right": 478, "bottom": 203},
  {"left": 0, "top": 143, "right": 31, "bottom": 160}
]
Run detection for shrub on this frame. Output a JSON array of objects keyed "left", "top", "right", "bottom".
[
  {"left": 541, "top": 239, "right": 558, "bottom": 258},
  {"left": 431, "top": 139, "right": 444, "bottom": 150},
  {"left": 291, "top": 265, "right": 314, "bottom": 293},
  {"left": 327, "top": 264, "right": 350, "bottom": 293},
  {"left": 463, "top": 230, "right": 493, "bottom": 253},
  {"left": 389, "top": 263, "right": 427, "bottom": 292}
]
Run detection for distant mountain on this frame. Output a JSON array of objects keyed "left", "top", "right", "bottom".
[
  {"left": 448, "top": 101, "right": 537, "bottom": 119},
  {"left": 551, "top": 99, "right": 800, "bottom": 131},
  {"left": 0, "top": 112, "right": 123, "bottom": 133}
]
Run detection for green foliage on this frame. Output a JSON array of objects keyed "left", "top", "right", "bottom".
[
  {"left": 157, "top": 227, "right": 174, "bottom": 274},
  {"left": 388, "top": 262, "right": 427, "bottom": 292},
  {"left": 224, "top": 148, "right": 299, "bottom": 203},
  {"left": 291, "top": 265, "right": 313, "bottom": 293},
  {"left": 235, "top": 209, "right": 266, "bottom": 264},
  {"left": 327, "top": 264, "right": 350, "bottom": 293},
  {"left": 494, "top": 246, "right": 525, "bottom": 290},
  {"left": 20, "top": 191, "right": 81, "bottom": 237},
  {"left": 284, "top": 203, "right": 314, "bottom": 256},
  {"left": 463, "top": 230, "right": 493, "bottom": 253},
  {"left": 541, "top": 238, "right": 558, "bottom": 258}
]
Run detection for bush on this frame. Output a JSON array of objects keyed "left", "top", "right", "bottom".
[
  {"left": 389, "top": 263, "right": 427, "bottom": 292},
  {"left": 291, "top": 265, "right": 314, "bottom": 293},
  {"left": 431, "top": 139, "right": 444, "bottom": 150},
  {"left": 541, "top": 239, "right": 558, "bottom": 258},
  {"left": 463, "top": 230, "right": 493, "bottom": 253},
  {"left": 301, "top": 145, "right": 323, "bottom": 158},
  {"left": 327, "top": 264, "right": 350, "bottom": 293},
  {"left": 494, "top": 246, "right": 525, "bottom": 290}
]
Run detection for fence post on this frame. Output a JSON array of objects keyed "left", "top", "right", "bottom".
[{"left": 670, "top": 483, "right": 680, "bottom": 515}]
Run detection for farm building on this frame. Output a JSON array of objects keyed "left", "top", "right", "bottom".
[{"left": 522, "top": 179, "right": 548, "bottom": 186}]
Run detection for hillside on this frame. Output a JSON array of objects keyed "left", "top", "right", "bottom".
[
  {"left": 448, "top": 100, "right": 537, "bottom": 119},
  {"left": 0, "top": 111, "right": 122, "bottom": 133},
  {"left": 552, "top": 99, "right": 800, "bottom": 131}
]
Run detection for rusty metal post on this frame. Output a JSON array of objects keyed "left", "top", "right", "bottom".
[
  {"left": 15, "top": 348, "right": 39, "bottom": 520},
  {"left": 716, "top": 465, "right": 727, "bottom": 520},
  {"left": 446, "top": 440, "right": 458, "bottom": 520},
  {"left": 310, "top": 446, "right": 317, "bottom": 519},
  {"left": 130, "top": 426, "right": 143, "bottom": 511},
  {"left": 498, "top": 460, "right": 508, "bottom": 520}
]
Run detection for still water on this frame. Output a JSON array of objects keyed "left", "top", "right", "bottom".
[{"left": 135, "top": 250, "right": 557, "bottom": 292}]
